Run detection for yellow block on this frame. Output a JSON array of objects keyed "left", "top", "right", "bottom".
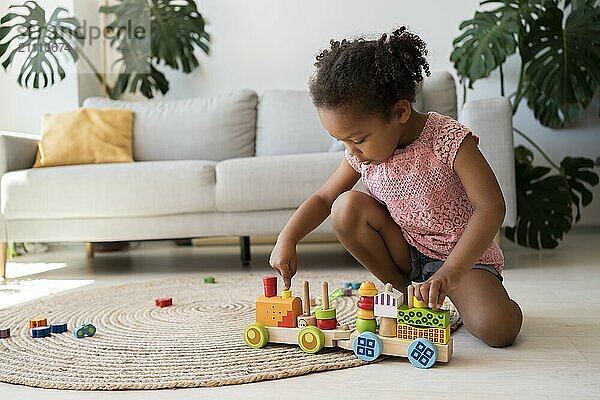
[
  {"left": 256, "top": 295, "right": 302, "bottom": 328},
  {"left": 356, "top": 308, "right": 375, "bottom": 319},
  {"left": 412, "top": 296, "right": 428, "bottom": 308},
  {"left": 397, "top": 322, "right": 450, "bottom": 345}
]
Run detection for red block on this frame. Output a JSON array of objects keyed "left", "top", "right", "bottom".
[
  {"left": 357, "top": 296, "right": 374, "bottom": 310},
  {"left": 155, "top": 298, "right": 173, "bottom": 307},
  {"left": 316, "top": 318, "right": 337, "bottom": 330}
]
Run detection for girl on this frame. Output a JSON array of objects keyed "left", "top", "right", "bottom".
[{"left": 269, "top": 27, "right": 522, "bottom": 347}]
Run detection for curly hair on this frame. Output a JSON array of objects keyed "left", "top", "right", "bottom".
[{"left": 309, "top": 27, "right": 431, "bottom": 120}]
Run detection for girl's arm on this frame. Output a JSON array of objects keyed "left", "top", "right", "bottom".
[
  {"left": 416, "top": 133, "right": 506, "bottom": 308},
  {"left": 270, "top": 158, "right": 360, "bottom": 289}
]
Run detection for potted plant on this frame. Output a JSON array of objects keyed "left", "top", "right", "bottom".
[{"left": 451, "top": 0, "right": 599, "bottom": 248}]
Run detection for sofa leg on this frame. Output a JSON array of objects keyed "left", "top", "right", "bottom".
[
  {"left": 84, "top": 242, "right": 95, "bottom": 258},
  {"left": 0, "top": 242, "right": 7, "bottom": 279},
  {"left": 240, "top": 236, "right": 251, "bottom": 266}
]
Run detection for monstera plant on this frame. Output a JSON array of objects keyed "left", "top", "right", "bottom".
[
  {"left": 0, "top": 0, "right": 210, "bottom": 99},
  {"left": 451, "top": 0, "right": 599, "bottom": 249}
]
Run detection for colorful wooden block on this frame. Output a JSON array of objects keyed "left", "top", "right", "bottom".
[
  {"left": 316, "top": 317, "right": 337, "bottom": 330},
  {"left": 379, "top": 317, "right": 397, "bottom": 337},
  {"left": 343, "top": 282, "right": 353, "bottom": 288},
  {"left": 342, "top": 287, "right": 352, "bottom": 296},
  {"left": 50, "top": 323, "right": 68, "bottom": 334},
  {"left": 357, "top": 281, "right": 378, "bottom": 297},
  {"left": 357, "top": 296, "right": 374, "bottom": 310},
  {"left": 31, "top": 326, "right": 51, "bottom": 338},
  {"left": 356, "top": 308, "right": 374, "bottom": 320},
  {"left": 297, "top": 314, "right": 317, "bottom": 327},
  {"left": 262, "top": 276, "right": 277, "bottom": 297},
  {"left": 315, "top": 308, "right": 336, "bottom": 320},
  {"left": 29, "top": 318, "right": 47, "bottom": 329},
  {"left": 412, "top": 296, "right": 428, "bottom": 308},
  {"left": 155, "top": 298, "right": 173, "bottom": 307},
  {"left": 0, "top": 328, "right": 10, "bottom": 339},
  {"left": 397, "top": 305, "right": 450, "bottom": 328},
  {"left": 256, "top": 294, "right": 302, "bottom": 328},
  {"left": 374, "top": 283, "right": 404, "bottom": 318},
  {"left": 204, "top": 276, "right": 215, "bottom": 283},
  {"left": 397, "top": 323, "right": 450, "bottom": 344},
  {"left": 350, "top": 282, "right": 361, "bottom": 290},
  {"left": 355, "top": 317, "right": 377, "bottom": 333}
]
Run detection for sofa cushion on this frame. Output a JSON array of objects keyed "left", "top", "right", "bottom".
[
  {"left": 83, "top": 90, "right": 257, "bottom": 162},
  {"left": 215, "top": 152, "right": 344, "bottom": 212},
  {"left": 256, "top": 90, "right": 333, "bottom": 156},
  {"left": 1, "top": 160, "right": 217, "bottom": 219},
  {"left": 33, "top": 108, "right": 134, "bottom": 167}
]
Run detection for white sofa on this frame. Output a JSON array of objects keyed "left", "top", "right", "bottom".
[{"left": 0, "top": 72, "right": 516, "bottom": 278}]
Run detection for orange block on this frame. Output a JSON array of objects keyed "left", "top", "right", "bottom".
[
  {"left": 256, "top": 295, "right": 303, "bottom": 328},
  {"left": 29, "top": 319, "right": 48, "bottom": 329}
]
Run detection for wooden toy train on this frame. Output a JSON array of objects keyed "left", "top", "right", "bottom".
[{"left": 243, "top": 276, "right": 453, "bottom": 368}]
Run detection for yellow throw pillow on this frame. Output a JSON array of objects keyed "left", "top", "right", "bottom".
[{"left": 33, "top": 108, "right": 134, "bottom": 168}]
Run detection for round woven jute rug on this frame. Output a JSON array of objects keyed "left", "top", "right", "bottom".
[{"left": 0, "top": 271, "right": 461, "bottom": 390}]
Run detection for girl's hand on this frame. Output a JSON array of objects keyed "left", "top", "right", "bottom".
[
  {"left": 414, "top": 265, "right": 466, "bottom": 309},
  {"left": 269, "top": 239, "right": 298, "bottom": 290}
]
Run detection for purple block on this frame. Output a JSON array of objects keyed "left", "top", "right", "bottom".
[
  {"left": 0, "top": 328, "right": 10, "bottom": 339},
  {"left": 343, "top": 287, "right": 353, "bottom": 296}
]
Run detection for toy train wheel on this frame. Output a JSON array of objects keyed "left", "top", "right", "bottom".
[
  {"left": 244, "top": 322, "right": 269, "bottom": 349},
  {"left": 297, "top": 326, "right": 325, "bottom": 354},
  {"left": 407, "top": 338, "right": 437, "bottom": 368},
  {"left": 352, "top": 331, "right": 382, "bottom": 362},
  {"left": 84, "top": 324, "right": 96, "bottom": 337}
]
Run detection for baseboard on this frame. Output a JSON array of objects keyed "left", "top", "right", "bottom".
[{"left": 191, "top": 233, "right": 339, "bottom": 246}]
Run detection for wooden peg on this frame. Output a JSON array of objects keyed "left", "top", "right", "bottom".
[
  {"left": 302, "top": 280, "right": 311, "bottom": 315},
  {"left": 408, "top": 285, "right": 414, "bottom": 308},
  {"left": 385, "top": 283, "right": 393, "bottom": 292},
  {"left": 321, "top": 281, "right": 329, "bottom": 310}
]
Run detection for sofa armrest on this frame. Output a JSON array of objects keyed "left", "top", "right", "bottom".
[
  {"left": 460, "top": 97, "right": 516, "bottom": 227},
  {"left": 0, "top": 131, "right": 40, "bottom": 175}
]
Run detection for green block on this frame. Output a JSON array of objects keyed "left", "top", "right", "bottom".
[
  {"left": 315, "top": 308, "right": 336, "bottom": 320},
  {"left": 397, "top": 305, "right": 449, "bottom": 328}
]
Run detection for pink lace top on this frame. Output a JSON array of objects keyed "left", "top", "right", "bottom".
[{"left": 345, "top": 111, "right": 504, "bottom": 272}]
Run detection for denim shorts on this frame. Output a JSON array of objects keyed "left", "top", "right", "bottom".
[{"left": 408, "top": 245, "right": 503, "bottom": 283}]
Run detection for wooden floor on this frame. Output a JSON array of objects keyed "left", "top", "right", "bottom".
[{"left": 1, "top": 227, "right": 599, "bottom": 399}]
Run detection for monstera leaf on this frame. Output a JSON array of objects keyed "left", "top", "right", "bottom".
[
  {"left": 111, "top": 41, "right": 169, "bottom": 99},
  {"left": 450, "top": 8, "right": 519, "bottom": 89},
  {"left": 561, "top": 157, "right": 600, "bottom": 221},
  {"left": 0, "top": 0, "right": 82, "bottom": 88},
  {"left": 100, "top": 0, "right": 210, "bottom": 98},
  {"left": 505, "top": 146, "right": 573, "bottom": 249},
  {"left": 520, "top": 2, "right": 600, "bottom": 128}
]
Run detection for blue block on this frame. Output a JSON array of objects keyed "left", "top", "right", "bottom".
[
  {"left": 50, "top": 323, "right": 68, "bottom": 333},
  {"left": 343, "top": 282, "right": 353, "bottom": 288},
  {"left": 31, "top": 326, "right": 51, "bottom": 338},
  {"left": 74, "top": 323, "right": 96, "bottom": 338},
  {"left": 350, "top": 282, "right": 361, "bottom": 290}
]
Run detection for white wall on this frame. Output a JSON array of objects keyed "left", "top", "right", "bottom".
[
  {"left": 160, "top": 0, "right": 600, "bottom": 226},
  {"left": 0, "top": 0, "right": 79, "bottom": 134},
  {"left": 1, "top": 0, "right": 599, "bottom": 225}
]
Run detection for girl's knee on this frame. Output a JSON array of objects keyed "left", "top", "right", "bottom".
[
  {"left": 331, "top": 191, "right": 368, "bottom": 232},
  {"left": 471, "top": 300, "right": 523, "bottom": 348}
]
